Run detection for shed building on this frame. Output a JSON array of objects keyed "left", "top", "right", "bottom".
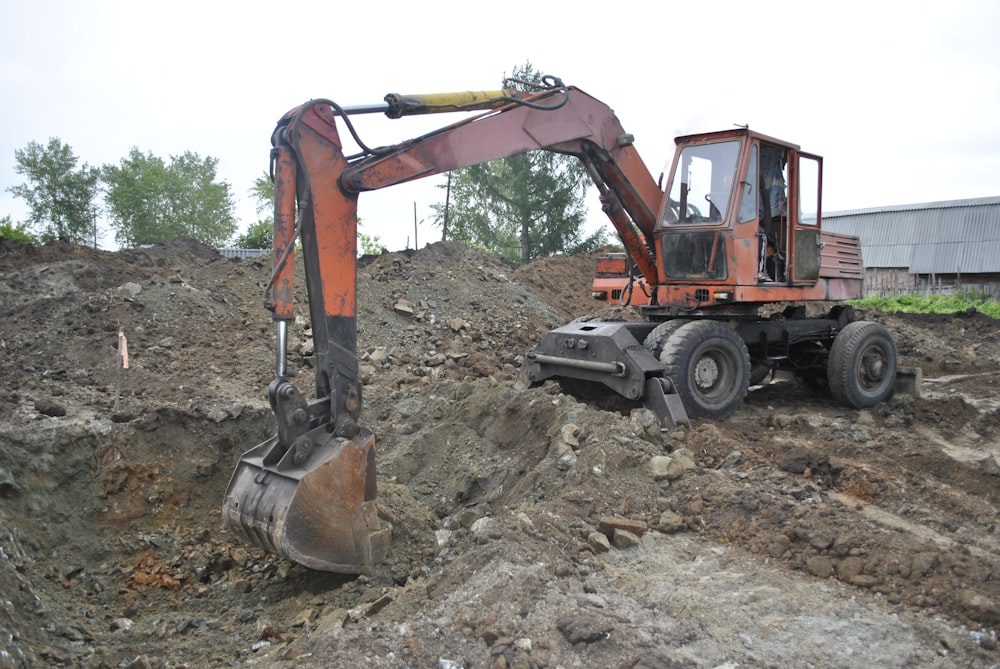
[{"left": 822, "top": 196, "right": 1000, "bottom": 297}]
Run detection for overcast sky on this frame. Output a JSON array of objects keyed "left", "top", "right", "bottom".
[{"left": 2, "top": 0, "right": 999, "bottom": 251}]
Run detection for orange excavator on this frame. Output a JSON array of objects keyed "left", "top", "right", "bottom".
[{"left": 223, "top": 77, "right": 900, "bottom": 572}]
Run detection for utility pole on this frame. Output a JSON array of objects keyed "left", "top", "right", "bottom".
[{"left": 442, "top": 172, "right": 451, "bottom": 241}]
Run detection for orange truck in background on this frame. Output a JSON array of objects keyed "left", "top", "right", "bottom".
[{"left": 591, "top": 251, "right": 652, "bottom": 306}]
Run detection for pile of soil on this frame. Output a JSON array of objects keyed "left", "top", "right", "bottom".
[{"left": 0, "top": 237, "right": 998, "bottom": 668}]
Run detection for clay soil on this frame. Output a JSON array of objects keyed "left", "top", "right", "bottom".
[{"left": 0, "top": 237, "right": 998, "bottom": 669}]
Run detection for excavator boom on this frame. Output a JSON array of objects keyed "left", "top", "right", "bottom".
[{"left": 223, "top": 78, "right": 670, "bottom": 572}]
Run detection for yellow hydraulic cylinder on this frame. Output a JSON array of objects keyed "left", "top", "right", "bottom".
[{"left": 382, "top": 89, "right": 520, "bottom": 118}]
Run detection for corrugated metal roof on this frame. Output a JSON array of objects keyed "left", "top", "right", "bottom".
[
  {"left": 823, "top": 197, "right": 1000, "bottom": 273},
  {"left": 827, "top": 195, "right": 1000, "bottom": 216}
]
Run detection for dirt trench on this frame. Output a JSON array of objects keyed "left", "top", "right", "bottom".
[{"left": 0, "top": 238, "right": 998, "bottom": 668}]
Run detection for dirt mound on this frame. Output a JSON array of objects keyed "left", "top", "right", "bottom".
[{"left": 0, "top": 238, "right": 998, "bottom": 668}]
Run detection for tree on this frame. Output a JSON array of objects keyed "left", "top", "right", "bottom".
[
  {"left": 7, "top": 138, "right": 99, "bottom": 244},
  {"left": 230, "top": 173, "right": 276, "bottom": 249},
  {"left": 232, "top": 219, "right": 273, "bottom": 249},
  {"left": 0, "top": 215, "right": 37, "bottom": 244},
  {"left": 358, "top": 230, "right": 386, "bottom": 256},
  {"left": 103, "top": 148, "right": 236, "bottom": 247},
  {"left": 430, "top": 63, "right": 607, "bottom": 262},
  {"left": 241, "top": 171, "right": 383, "bottom": 255},
  {"left": 248, "top": 172, "right": 274, "bottom": 218}
]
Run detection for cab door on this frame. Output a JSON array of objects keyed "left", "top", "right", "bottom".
[{"left": 790, "top": 152, "right": 823, "bottom": 282}]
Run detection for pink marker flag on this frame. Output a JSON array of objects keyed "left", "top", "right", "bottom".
[{"left": 118, "top": 331, "right": 129, "bottom": 369}]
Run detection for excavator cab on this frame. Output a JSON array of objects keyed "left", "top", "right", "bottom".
[
  {"left": 647, "top": 129, "right": 852, "bottom": 315},
  {"left": 589, "top": 132, "right": 830, "bottom": 305}
]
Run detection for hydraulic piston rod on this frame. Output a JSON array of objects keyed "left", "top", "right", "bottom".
[{"left": 526, "top": 352, "right": 628, "bottom": 377}]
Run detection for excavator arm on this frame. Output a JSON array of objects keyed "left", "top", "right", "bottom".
[{"left": 223, "top": 78, "right": 665, "bottom": 572}]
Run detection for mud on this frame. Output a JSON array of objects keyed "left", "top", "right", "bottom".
[{"left": 0, "top": 237, "right": 998, "bottom": 668}]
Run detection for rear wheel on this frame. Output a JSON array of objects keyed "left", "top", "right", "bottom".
[
  {"left": 658, "top": 320, "right": 750, "bottom": 420},
  {"left": 828, "top": 321, "right": 897, "bottom": 408}
]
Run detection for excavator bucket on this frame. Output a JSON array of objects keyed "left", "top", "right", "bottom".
[{"left": 222, "top": 428, "right": 389, "bottom": 573}]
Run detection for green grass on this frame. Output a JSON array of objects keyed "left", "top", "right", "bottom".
[{"left": 849, "top": 290, "right": 1000, "bottom": 319}]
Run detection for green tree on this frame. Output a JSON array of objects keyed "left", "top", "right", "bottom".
[
  {"left": 0, "top": 215, "right": 37, "bottom": 244},
  {"left": 232, "top": 219, "right": 273, "bottom": 249},
  {"left": 7, "top": 138, "right": 99, "bottom": 244},
  {"left": 103, "top": 148, "right": 236, "bottom": 247},
  {"left": 249, "top": 172, "right": 274, "bottom": 218},
  {"left": 430, "top": 63, "right": 606, "bottom": 262},
  {"left": 244, "top": 171, "right": 383, "bottom": 255},
  {"left": 230, "top": 173, "right": 276, "bottom": 249},
  {"left": 358, "top": 231, "right": 386, "bottom": 256}
]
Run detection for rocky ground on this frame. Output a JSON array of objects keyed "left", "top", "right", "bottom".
[{"left": 0, "top": 237, "right": 998, "bottom": 668}]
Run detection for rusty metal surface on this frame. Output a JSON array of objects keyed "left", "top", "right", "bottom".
[{"left": 222, "top": 431, "right": 389, "bottom": 573}]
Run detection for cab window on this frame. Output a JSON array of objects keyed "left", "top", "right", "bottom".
[
  {"left": 799, "top": 155, "right": 821, "bottom": 225},
  {"left": 665, "top": 140, "right": 740, "bottom": 225},
  {"left": 739, "top": 145, "right": 758, "bottom": 223}
]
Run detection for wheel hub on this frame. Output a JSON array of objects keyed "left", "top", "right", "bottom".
[
  {"left": 859, "top": 348, "right": 887, "bottom": 388},
  {"left": 694, "top": 355, "right": 720, "bottom": 390}
]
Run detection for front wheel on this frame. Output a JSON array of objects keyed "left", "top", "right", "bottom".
[
  {"left": 659, "top": 320, "right": 750, "bottom": 420},
  {"left": 828, "top": 321, "right": 897, "bottom": 408}
]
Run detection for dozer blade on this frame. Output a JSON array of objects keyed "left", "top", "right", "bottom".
[
  {"left": 222, "top": 429, "right": 389, "bottom": 573},
  {"left": 521, "top": 320, "right": 690, "bottom": 428},
  {"left": 894, "top": 366, "right": 923, "bottom": 398}
]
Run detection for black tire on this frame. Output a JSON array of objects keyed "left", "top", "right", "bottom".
[
  {"left": 828, "top": 321, "right": 897, "bottom": 408},
  {"left": 659, "top": 320, "right": 750, "bottom": 420},
  {"left": 642, "top": 319, "right": 690, "bottom": 358}
]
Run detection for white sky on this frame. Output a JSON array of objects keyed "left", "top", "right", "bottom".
[{"left": 2, "top": 0, "right": 999, "bottom": 251}]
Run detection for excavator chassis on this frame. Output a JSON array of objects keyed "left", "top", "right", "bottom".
[{"left": 524, "top": 306, "right": 913, "bottom": 426}]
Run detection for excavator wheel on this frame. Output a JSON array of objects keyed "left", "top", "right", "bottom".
[
  {"left": 657, "top": 320, "right": 750, "bottom": 420},
  {"left": 828, "top": 321, "right": 897, "bottom": 408},
  {"left": 642, "top": 319, "right": 690, "bottom": 359}
]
